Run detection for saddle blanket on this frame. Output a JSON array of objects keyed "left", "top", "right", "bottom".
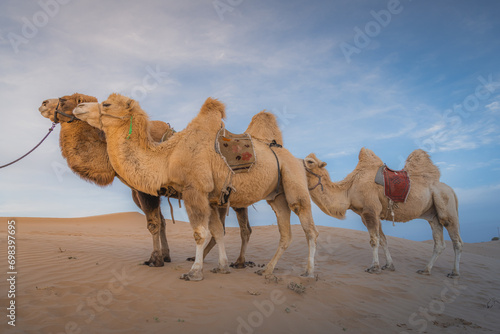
[
  {"left": 215, "top": 127, "right": 256, "bottom": 173},
  {"left": 375, "top": 165, "right": 411, "bottom": 202}
]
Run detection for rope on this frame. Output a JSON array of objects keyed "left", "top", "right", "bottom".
[{"left": 0, "top": 122, "right": 57, "bottom": 169}]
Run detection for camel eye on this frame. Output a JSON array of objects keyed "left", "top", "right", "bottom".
[{"left": 102, "top": 103, "right": 111, "bottom": 107}]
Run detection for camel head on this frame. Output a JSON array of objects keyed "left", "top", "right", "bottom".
[
  {"left": 303, "top": 153, "right": 349, "bottom": 220},
  {"left": 39, "top": 98, "right": 59, "bottom": 121},
  {"left": 304, "top": 153, "right": 327, "bottom": 171},
  {"left": 73, "top": 93, "right": 142, "bottom": 131},
  {"left": 303, "top": 153, "right": 328, "bottom": 193},
  {"left": 53, "top": 93, "right": 98, "bottom": 123}
]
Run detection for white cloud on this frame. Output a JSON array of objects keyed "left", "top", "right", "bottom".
[{"left": 485, "top": 101, "right": 500, "bottom": 113}]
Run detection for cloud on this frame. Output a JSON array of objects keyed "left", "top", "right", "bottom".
[
  {"left": 454, "top": 184, "right": 500, "bottom": 206},
  {"left": 485, "top": 101, "right": 500, "bottom": 113}
]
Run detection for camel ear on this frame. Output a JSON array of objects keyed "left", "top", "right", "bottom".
[
  {"left": 320, "top": 161, "right": 327, "bottom": 168},
  {"left": 126, "top": 99, "right": 135, "bottom": 110},
  {"left": 305, "top": 158, "right": 316, "bottom": 168},
  {"left": 77, "top": 97, "right": 83, "bottom": 104}
]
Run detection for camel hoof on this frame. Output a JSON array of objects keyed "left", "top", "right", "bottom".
[
  {"left": 163, "top": 255, "right": 172, "bottom": 263},
  {"left": 186, "top": 257, "right": 195, "bottom": 262},
  {"left": 365, "top": 266, "right": 381, "bottom": 274},
  {"left": 255, "top": 268, "right": 273, "bottom": 276},
  {"left": 300, "top": 271, "right": 314, "bottom": 278},
  {"left": 230, "top": 261, "right": 255, "bottom": 269},
  {"left": 382, "top": 264, "right": 395, "bottom": 271},
  {"left": 416, "top": 269, "right": 431, "bottom": 275},
  {"left": 211, "top": 266, "right": 231, "bottom": 274},
  {"left": 180, "top": 272, "right": 203, "bottom": 281},
  {"left": 447, "top": 272, "right": 460, "bottom": 278},
  {"left": 143, "top": 252, "right": 165, "bottom": 267}
]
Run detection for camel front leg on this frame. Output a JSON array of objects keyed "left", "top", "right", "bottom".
[
  {"left": 209, "top": 206, "right": 230, "bottom": 274},
  {"left": 257, "top": 194, "right": 292, "bottom": 277},
  {"left": 361, "top": 210, "right": 382, "bottom": 273},
  {"left": 159, "top": 212, "right": 171, "bottom": 262},
  {"left": 181, "top": 188, "right": 211, "bottom": 281},
  {"left": 135, "top": 191, "right": 166, "bottom": 267},
  {"left": 231, "top": 207, "right": 252, "bottom": 269},
  {"left": 379, "top": 227, "right": 394, "bottom": 271}
]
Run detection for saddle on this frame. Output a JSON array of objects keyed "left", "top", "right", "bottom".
[
  {"left": 375, "top": 165, "right": 410, "bottom": 203},
  {"left": 215, "top": 127, "right": 256, "bottom": 173}
]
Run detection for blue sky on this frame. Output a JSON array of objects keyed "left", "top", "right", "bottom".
[{"left": 0, "top": 0, "right": 499, "bottom": 242}]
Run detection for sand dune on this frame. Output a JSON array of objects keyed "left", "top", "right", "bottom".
[{"left": 1, "top": 212, "right": 499, "bottom": 333}]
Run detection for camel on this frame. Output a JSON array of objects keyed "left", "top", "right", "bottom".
[
  {"left": 38, "top": 94, "right": 253, "bottom": 269},
  {"left": 303, "top": 148, "right": 463, "bottom": 277},
  {"left": 38, "top": 93, "right": 171, "bottom": 266},
  {"left": 73, "top": 93, "right": 318, "bottom": 281}
]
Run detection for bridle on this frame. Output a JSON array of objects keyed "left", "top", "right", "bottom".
[
  {"left": 303, "top": 160, "right": 324, "bottom": 192},
  {"left": 98, "top": 103, "right": 133, "bottom": 139},
  {"left": 53, "top": 100, "right": 77, "bottom": 123}
]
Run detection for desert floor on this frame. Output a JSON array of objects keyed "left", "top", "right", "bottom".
[{"left": 1, "top": 212, "right": 499, "bottom": 334}]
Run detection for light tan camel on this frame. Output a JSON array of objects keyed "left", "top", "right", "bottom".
[
  {"left": 73, "top": 93, "right": 318, "bottom": 281},
  {"left": 303, "top": 148, "right": 463, "bottom": 277},
  {"left": 38, "top": 94, "right": 253, "bottom": 268}
]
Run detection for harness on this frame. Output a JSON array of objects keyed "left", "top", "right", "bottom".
[
  {"left": 97, "top": 103, "right": 133, "bottom": 139},
  {"left": 54, "top": 100, "right": 77, "bottom": 123},
  {"left": 303, "top": 160, "right": 324, "bottom": 192}
]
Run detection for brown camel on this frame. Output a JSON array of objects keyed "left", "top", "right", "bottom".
[
  {"left": 38, "top": 94, "right": 253, "bottom": 268},
  {"left": 303, "top": 148, "right": 463, "bottom": 277},
  {"left": 73, "top": 93, "right": 318, "bottom": 281}
]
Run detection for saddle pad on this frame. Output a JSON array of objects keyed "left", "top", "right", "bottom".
[
  {"left": 383, "top": 166, "right": 410, "bottom": 202},
  {"left": 215, "top": 128, "right": 256, "bottom": 173}
]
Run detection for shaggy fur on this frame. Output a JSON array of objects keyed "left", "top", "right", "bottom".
[
  {"left": 304, "top": 148, "right": 463, "bottom": 277},
  {"left": 74, "top": 94, "right": 318, "bottom": 281},
  {"left": 245, "top": 111, "right": 284, "bottom": 146},
  {"left": 39, "top": 93, "right": 173, "bottom": 266}
]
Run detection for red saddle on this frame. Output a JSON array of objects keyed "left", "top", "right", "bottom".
[{"left": 375, "top": 165, "right": 411, "bottom": 202}]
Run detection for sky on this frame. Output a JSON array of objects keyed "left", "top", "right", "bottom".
[{"left": 0, "top": 0, "right": 499, "bottom": 243}]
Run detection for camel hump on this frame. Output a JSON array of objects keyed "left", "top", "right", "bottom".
[
  {"left": 200, "top": 97, "right": 226, "bottom": 120},
  {"left": 404, "top": 149, "right": 440, "bottom": 181},
  {"left": 358, "top": 147, "right": 383, "bottom": 166},
  {"left": 245, "top": 111, "right": 283, "bottom": 145}
]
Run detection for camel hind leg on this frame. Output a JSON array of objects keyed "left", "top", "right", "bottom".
[
  {"left": 256, "top": 193, "right": 292, "bottom": 276},
  {"left": 417, "top": 216, "right": 445, "bottom": 275},
  {"left": 280, "top": 157, "right": 318, "bottom": 277},
  {"left": 433, "top": 184, "right": 463, "bottom": 277}
]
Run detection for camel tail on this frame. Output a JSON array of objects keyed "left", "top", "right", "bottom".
[
  {"left": 404, "top": 149, "right": 440, "bottom": 182},
  {"left": 200, "top": 97, "right": 226, "bottom": 120}
]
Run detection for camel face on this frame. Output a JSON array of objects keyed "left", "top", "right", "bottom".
[
  {"left": 304, "top": 153, "right": 329, "bottom": 187},
  {"left": 74, "top": 94, "right": 136, "bottom": 130},
  {"left": 39, "top": 98, "right": 58, "bottom": 120},
  {"left": 304, "top": 153, "right": 327, "bottom": 170},
  {"left": 73, "top": 102, "right": 100, "bottom": 128}
]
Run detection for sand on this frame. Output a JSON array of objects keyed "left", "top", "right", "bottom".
[{"left": 1, "top": 212, "right": 499, "bottom": 334}]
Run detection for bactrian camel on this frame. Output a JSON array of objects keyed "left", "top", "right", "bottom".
[
  {"left": 73, "top": 93, "right": 318, "bottom": 281},
  {"left": 39, "top": 93, "right": 252, "bottom": 268},
  {"left": 304, "top": 148, "right": 463, "bottom": 277}
]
